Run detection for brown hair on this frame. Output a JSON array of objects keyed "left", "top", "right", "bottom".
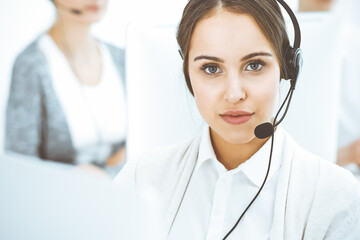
[{"left": 176, "top": 0, "right": 290, "bottom": 95}]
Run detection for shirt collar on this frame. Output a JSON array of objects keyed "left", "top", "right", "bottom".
[
  {"left": 196, "top": 126, "right": 221, "bottom": 171},
  {"left": 196, "top": 125, "right": 284, "bottom": 188},
  {"left": 233, "top": 127, "right": 284, "bottom": 188}
]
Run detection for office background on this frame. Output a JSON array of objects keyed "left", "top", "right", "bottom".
[
  {"left": 0, "top": 0, "right": 359, "bottom": 158},
  {"left": 1, "top": 1, "right": 360, "bottom": 238}
]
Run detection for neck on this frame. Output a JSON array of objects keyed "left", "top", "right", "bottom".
[
  {"left": 48, "top": 16, "right": 97, "bottom": 60},
  {"left": 210, "top": 128, "right": 269, "bottom": 170}
]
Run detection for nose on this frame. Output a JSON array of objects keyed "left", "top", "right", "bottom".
[{"left": 224, "top": 73, "right": 246, "bottom": 104}]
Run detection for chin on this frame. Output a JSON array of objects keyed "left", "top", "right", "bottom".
[
  {"left": 222, "top": 129, "right": 256, "bottom": 145},
  {"left": 82, "top": 16, "right": 103, "bottom": 23},
  {"left": 81, "top": 11, "right": 106, "bottom": 23}
]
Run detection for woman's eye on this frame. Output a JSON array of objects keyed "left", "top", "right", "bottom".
[
  {"left": 246, "top": 62, "right": 264, "bottom": 71},
  {"left": 202, "top": 65, "right": 221, "bottom": 74}
]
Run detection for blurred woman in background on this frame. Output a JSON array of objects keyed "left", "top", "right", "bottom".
[{"left": 5, "top": 0, "right": 126, "bottom": 178}]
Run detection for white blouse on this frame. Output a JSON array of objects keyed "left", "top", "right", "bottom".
[
  {"left": 168, "top": 127, "right": 284, "bottom": 240},
  {"left": 38, "top": 34, "right": 126, "bottom": 165},
  {"left": 114, "top": 126, "right": 360, "bottom": 240}
]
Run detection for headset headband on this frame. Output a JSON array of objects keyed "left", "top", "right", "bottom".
[
  {"left": 178, "top": 0, "right": 301, "bottom": 58},
  {"left": 276, "top": 0, "right": 301, "bottom": 49}
]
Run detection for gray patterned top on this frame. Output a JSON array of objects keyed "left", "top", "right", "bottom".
[{"left": 5, "top": 36, "right": 126, "bottom": 166}]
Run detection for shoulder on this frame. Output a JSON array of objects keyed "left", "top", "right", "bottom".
[
  {"left": 136, "top": 135, "right": 200, "bottom": 176},
  {"left": 287, "top": 131, "right": 360, "bottom": 218},
  {"left": 114, "top": 135, "right": 201, "bottom": 188},
  {"left": 286, "top": 128, "right": 359, "bottom": 192},
  {"left": 11, "top": 37, "right": 49, "bottom": 87},
  {"left": 13, "top": 38, "right": 47, "bottom": 71},
  {"left": 302, "top": 155, "right": 360, "bottom": 237},
  {"left": 281, "top": 130, "right": 360, "bottom": 236},
  {"left": 10, "top": 37, "right": 50, "bottom": 93},
  {"left": 281, "top": 128, "right": 359, "bottom": 206},
  {"left": 291, "top": 135, "right": 358, "bottom": 190}
]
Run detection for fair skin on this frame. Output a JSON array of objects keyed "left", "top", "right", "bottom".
[
  {"left": 338, "top": 140, "right": 360, "bottom": 167},
  {"left": 49, "top": 0, "right": 126, "bottom": 173},
  {"left": 298, "top": 0, "right": 335, "bottom": 12},
  {"left": 188, "top": 9, "right": 281, "bottom": 170}
]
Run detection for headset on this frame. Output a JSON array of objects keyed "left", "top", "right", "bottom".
[
  {"left": 178, "top": 0, "right": 302, "bottom": 239},
  {"left": 255, "top": 0, "right": 303, "bottom": 140}
]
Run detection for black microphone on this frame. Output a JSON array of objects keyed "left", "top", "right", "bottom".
[
  {"left": 224, "top": 87, "right": 295, "bottom": 240},
  {"left": 70, "top": 9, "right": 82, "bottom": 15},
  {"left": 254, "top": 122, "right": 274, "bottom": 139},
  {"left": 254, "top": 83, "right": 295, "bottom": 140}
]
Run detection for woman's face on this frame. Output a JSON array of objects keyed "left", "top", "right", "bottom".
[
  {"left": 54, "top": 0, "right": 108, "bottom": 23},
  {"left": 188, "top": 9, "right": 281, "bottom": 145}
]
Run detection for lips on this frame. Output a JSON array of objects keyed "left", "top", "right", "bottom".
[{"left": 220, "top": 110, "right": 254, "bottom": 125}]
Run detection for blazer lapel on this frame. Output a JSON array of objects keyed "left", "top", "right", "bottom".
[
  {"left": 163, "top": 136, "right": 201, "bottom": 239},
  {"left": 269, "top": 132, "right": 295, "bottom": 240}
]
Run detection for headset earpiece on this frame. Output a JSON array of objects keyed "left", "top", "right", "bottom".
[{"left": 284, "top": 46, "right": 303, "bottom": 90}]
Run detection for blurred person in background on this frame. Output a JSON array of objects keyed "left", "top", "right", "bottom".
[
  {"left": 298, "top": 0, "right": 335, "bottom": 12},
  {"left": 299, "top": 0, "right": 360, "bottom": 170},
  {"left": 5, "top": 0, "right": 126, "bottom": 178}
]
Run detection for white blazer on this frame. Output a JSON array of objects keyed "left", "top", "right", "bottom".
[{"left": 115, "top": 127, "right": 360, "bottom": 240}]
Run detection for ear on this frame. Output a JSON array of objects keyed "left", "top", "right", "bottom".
[{"left": 282, "top": 46, "right": 303, "bottom": 89}]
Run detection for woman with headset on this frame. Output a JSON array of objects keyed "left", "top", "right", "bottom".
[
  {"left": 115, "top": 0, "right": 359, "bottom": 239},
  {"left": 6, "top": 0, "right": 126, "bottom": 177}
]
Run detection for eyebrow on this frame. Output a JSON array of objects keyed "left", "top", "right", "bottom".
[
  {"left": 193, "top": 52, "right": 273, "bottom": 63},
  {"left": 241, "top": 52, "right": 273, "bottom": 61},
  {"left": 194, "top": 55, "right": 224, "bottom": 63}
]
